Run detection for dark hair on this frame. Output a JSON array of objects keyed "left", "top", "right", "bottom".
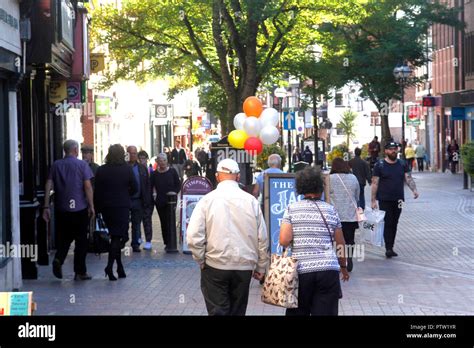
[
  {"left": 138, "top": 150, "right": 149, "bottom": 159},
  {"left": 296, "top": 167, "right": 324, "bottom": 195},
  {"left": 354, "top": 147, "right": 362, "bottom": 157},
  {"left": 105, "top": 144, "right": 126, "bottom": 165},
  {"left": 330, "top": 157, "right": 350, "bottom": 174}
]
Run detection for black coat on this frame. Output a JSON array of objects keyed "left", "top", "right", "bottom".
[
  {"left": 94, "top": 163, "right": 138, "bottom": 212},
  {"left": 171, "top": 148, "right": 187, "bottom": 164},
  {"left": 130, "top": 162, "right": 153, "bottom": 207}
]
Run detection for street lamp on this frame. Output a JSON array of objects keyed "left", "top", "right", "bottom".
[
  {"left": 393, "top": 63, "right": 412, "bottom": 160},
  {"left": 308, "top": 44, "right": 323, "bottom": 168},
  {"left": 274, "top": 87, "right": 287, "bottom": 149}
]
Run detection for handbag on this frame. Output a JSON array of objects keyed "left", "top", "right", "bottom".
[
  {"left": 88, "top": 213, "right": 111, "bottom": 254},
  {"left": 261, "top": 248, "right": 299, "bottom": 308},
  {"left": 336, "top": 174, "right": 367, "bottom": 222}
]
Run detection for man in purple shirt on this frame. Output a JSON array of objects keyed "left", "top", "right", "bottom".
[{"left": 42, "top": 140, "right": 95, "bottom": 280}]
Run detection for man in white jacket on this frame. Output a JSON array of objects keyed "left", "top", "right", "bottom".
[{"left": 187, "top": 158, "right": 269, "bottom": 315}]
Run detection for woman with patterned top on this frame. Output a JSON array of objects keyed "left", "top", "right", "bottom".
[
  {"left": 329, "top": 157, "right": 360, "bottom": 272},
  {"left": 279, "top": 167, "right": 350, "bottom": 316}
]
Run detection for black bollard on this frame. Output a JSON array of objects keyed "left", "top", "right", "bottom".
[{"left": 166, "top": 192, "right": 179, "bottom": 253}]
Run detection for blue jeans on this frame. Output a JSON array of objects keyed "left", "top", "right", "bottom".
[{"left": 359, "top": 184, "right": 366, "bottom": 210}]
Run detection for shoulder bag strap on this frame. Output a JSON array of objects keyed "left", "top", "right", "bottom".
[
  {"left": 336, "top": 174, "right": 358, "bottom": 210},
  {"left": 312, "top": 200, "right": 333, "bottom": 245}
]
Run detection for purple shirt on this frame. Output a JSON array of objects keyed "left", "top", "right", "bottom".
[{"left": 48, "top": 155, "right": 94, "bottom": 212}]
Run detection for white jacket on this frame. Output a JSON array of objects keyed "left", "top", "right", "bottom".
[{"left": 186, "top": 180, "right": 269, "bottom": 273}]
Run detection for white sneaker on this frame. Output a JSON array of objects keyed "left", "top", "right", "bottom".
[{"left": 143, "top": 242, "right": 152, "bottom": 250}]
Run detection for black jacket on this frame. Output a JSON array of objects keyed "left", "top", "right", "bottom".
[
  {"left": 94, "top": 163, "right": 138, "bottom": 211},
  {"left": 171, "top": 148, "right": 187, "bottom": 164},
  {"left": 349, "top": 156, "right": 372, "bottom": 186},
  {"left": 130, "top": 162, "right": 153, "bottom": 207}
]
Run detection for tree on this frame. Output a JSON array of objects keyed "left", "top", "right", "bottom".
[
  {"left": 316, "top": 0, "right": 463, "bottom": 144},
  {"left": 90, "top": 0, "right": 350, "bottom": 135},
  {"left": 337, "top": 110, "right": 357, "bottom": 148}
]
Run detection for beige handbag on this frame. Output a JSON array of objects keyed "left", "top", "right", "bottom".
[
  {"left": 336, "top": 174, "right": 367, "bottom": 222},
  {"left": 261, "top": 248, "right": 299, "bottom": 308}
]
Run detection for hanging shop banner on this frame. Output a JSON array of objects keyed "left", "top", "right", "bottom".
[
  {"left": 179, "top": 176, "right": 213, "bottom": 254},
  {"left": 67, "top": 82, "right": 81, "bottom": 104},
  {"left": 406, "top": 105, "right": 421, "bottom": 126},
  {"left": 90, "top": 53, "right": 105, "bottom": 73},
  {"left": 49, "top": 80, "right": 67, "bottom": 104},
  {"left": 264, "top": 173, "right": 330, "bottom": 254}
]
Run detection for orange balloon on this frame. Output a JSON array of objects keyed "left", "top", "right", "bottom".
[{"left": 243, "top": 96, "right": 263, "bottom": 117}]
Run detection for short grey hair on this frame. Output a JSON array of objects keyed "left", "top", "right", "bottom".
[
  {"left": 63, "top": 139, "right": 79, "bottom": 154},
  {"left": 267, "top": 154, "right": 282, "bottom": 168},
  {"left": 157, "top": 153, "right": 168, "bottom": 162}
]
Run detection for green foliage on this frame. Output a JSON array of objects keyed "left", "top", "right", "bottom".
[
  {"left": 315, "top": 0, "right": 463, "bottom": 142},
  {"left": 461, "top": 142, "right": 474, "bottom": 176},
  {"left": 327, "top": 143, "right": 350, "bottom": 164},
  {"left": 257, "top": 144, "right": 286, "bottom": 170},
  {"left": 360, "top": 143, "right": 369, "bottom": 160},
  {"left": 337, "top": 110, "right": 358, "bottom": 146}
]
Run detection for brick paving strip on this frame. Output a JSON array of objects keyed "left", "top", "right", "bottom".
[{"left": 23, "top": 173, "right": 473, "bottom": 315}]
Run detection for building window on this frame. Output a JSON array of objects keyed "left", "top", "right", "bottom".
[
  {"left": 336, "top": 127, "right": 345, "bottom": 135},
  {"left": 335, "top": 92, "right": 344, "bottom": 106},
  {"left": 465, "top": 32, "right": 474, "bottom": 75}
]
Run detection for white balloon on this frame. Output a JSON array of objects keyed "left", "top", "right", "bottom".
[
  {"left": 233, "top": 113, "right": 246, "bottom": 130},
  {"left": 260, "top": 126, "right": 280, "bottom": 145},
  {"left": 259, "top": 108, "right": 279, "bottom": 127},
  {"left": 243, "top": 116, "right": 262, "bottom": 137}
]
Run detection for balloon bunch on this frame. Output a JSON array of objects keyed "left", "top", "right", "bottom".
[{"left": 228, "top": 96, "right": 280, "bottom": 155}]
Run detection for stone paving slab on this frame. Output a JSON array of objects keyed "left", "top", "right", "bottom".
[{"left": 23, "top": 172, "right": 474, "bottom": 316}]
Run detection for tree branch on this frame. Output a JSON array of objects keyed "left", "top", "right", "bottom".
[
  {"left": 220, "top": 1, "right": 247, "bottom": 73},
  {"left": 182, "top": 12, "right": 223, "bottom": 86}
]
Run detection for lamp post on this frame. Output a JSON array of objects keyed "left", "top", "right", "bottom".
[
  {"left": 393, "top": 63, "right": 412, "bottom": 160},
  {"left": 274, "top": 87, "right": 287, "bottom": 149},
  {"left": 308, "top": 44, "right": 322, "bottom": 168}
]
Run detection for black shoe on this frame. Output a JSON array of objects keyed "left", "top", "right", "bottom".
[
  {"left": 347, "top": 258, "right": 353, "bottom": 272},
  {"left": 74, "top": 273, "right": 92, "bottom": 280},
  {"left": 132, "top": 246, "right": 141, "bottom": 253},
  {"left": 385, "top": 249, "right": 397, "bottom": 258},
  {"left": 391, "top": 250, "right": 398, "bottom": 257},
  {"left": 52, "top": 259, "right": 62, "bottom": 279},
  {"left": 117, "top": 266, "right": 126, "bottom": 279},
  {"left": 104, "top": 267, "right": 117, "bottom": 281}
]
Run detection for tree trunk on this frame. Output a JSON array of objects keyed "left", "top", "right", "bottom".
[
  {"left": 222, "top": 93, "right": 239, "bottom": 136},
  {"left": 378, "top": 100, "right": 392, "bottom": 148}
]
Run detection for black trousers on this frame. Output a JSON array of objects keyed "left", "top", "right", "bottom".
[
  {"left": 286, "top": 270, "right": 341, "bottom": 316},
  {"left": 341, "top": 221, "right": 358, "bottom": 259},
  {"left": 379, "top": 200, "right": 402, "bottom": 251},
  {"left": 157, "top": 206, "right": 168, "bottom": 246},
  {"left": 200, "top": 264, "right": 252, "bottom": 316},
  {"left": 130, "top": 199, "right": 143, "bottom": 247},
  {"left": 54, "top": 209, "right": 89, "bottom": 274},
  {"left": 142, "top": 205, "right": 154, "bottom": 242}
]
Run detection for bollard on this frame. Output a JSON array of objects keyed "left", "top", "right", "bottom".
[{"left": 166, "top": 192, "right": 179, "bottom": 253}]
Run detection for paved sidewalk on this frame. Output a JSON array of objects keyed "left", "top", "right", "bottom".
[{"left": 23, "top": 172, "right": 474, "bottom": 315}]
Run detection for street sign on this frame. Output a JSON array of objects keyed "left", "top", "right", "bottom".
[
  {"left": 283, "top": 111, "right": 296, "bottom": 130},
  {"left": 451, "top": 107, "right": 466, "bottom": 120},
  {"left": 154, "top": 104, "right": 167, "bottom": 118},
  {"left": 422, "top": 96, "right": 436, "bottom": 107}
]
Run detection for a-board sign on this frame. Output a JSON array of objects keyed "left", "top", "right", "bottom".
[
  {"left": 0, "top": 292, "right": 33, "bottom": 316},
  {"left": 263, "top": 172, "right": 330, "bottom": 254},
  {"left": 179, "top": 176, "right": 213, "bottom": 254}
]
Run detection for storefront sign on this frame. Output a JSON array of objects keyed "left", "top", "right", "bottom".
[
  {"left": 95, "top": 97, "right": 111, "bottom": 116},
  {"left": 451, "top": 107, "right": 466, "bottom": 121},
  {"left": 264, "top": 173, "right": 330, "bottom": 254},
  {"left": 67, "top": 82, "right": 81, "bottom": 104},
  {"left": 0, "top": 291, "right": 33, "bottom": 315},
  {"left": 179, "top": 177, "right": 213, "bottom": 254},
  {"left": 0, "top": 7, "right": 19, "bottom": 29},
  {"left": 49, "top": 81, "right": 67, "bottom": 104},
  {"left": 406, "top": 105, "right": 421, "bottom": 126},
  {"left": 90, "top": 53, "right": 105, "bottom": 73}
]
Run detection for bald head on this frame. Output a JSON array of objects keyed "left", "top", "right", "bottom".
[{"left": 127, "top": 146, "right": 138, "bottom": 163}]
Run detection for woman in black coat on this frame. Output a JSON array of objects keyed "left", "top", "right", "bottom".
[{"left": 94, "top": 144, "right": 138, "bottom": 280}]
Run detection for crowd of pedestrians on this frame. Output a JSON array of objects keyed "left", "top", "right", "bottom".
[{"left": 42, "top": 136, "right": 425, "bottom": 316}]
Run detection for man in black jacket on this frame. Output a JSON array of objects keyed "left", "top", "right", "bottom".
[
  {"left": 171, "top": 140, "right": 187, "bottom": 181},
  {"left": 127, "top": 146, "right": 152, "bottom": 252},
  {"left": 349, "top": 147, "right": 372, "bottom": 209}
]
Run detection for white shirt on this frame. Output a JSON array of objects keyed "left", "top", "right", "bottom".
[{"left": 186, "top": 180, "right": 269, "bottom": 273}]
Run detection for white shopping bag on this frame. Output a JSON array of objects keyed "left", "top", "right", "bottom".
[{"left": 359, "top": 207, "right": 385, "bottom": 247}]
